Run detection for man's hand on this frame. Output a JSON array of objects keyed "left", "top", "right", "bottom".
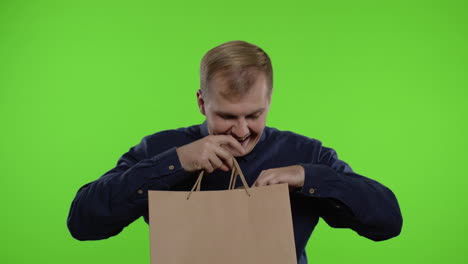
[
  {"left": 176, "top": 135, "right": 245, "bottom": 173},
  {"left": 252, "top": 165, "right": 305, "bottom": 192}
]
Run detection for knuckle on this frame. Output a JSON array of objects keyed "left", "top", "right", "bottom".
[
  {"left": 194, "top": 162, "right": 202, "bottom": 171},
  {"left": 202, "top": 141, "right": 211, "bottom": 149}
]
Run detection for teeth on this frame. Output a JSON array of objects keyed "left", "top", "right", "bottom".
[{"left": 238, "top": 136, "right": 249, "bottom": 142}]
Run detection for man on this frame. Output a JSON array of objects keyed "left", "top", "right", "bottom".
[{"left": 67, "top": 40, "right": 402, "bottom": 263}]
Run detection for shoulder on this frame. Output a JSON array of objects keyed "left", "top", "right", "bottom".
[
  {"left": 263, "top": 126, "right": 328, "bottom": 163},
  {"left": 264, "top": 126, "right": 338, "bottom": 164},
  {"left": 144, "top": 124, "right": 201, "bottom": 140},
  {"left": 265, "top": 126, "right": 322, "bottom": 147},
  {"left": 137, "top": 124, "right": 202, "bottom": 156}
]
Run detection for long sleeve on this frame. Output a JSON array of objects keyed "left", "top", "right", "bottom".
[
  {"left": 297, "top": 143, "right": 403, "bottom": 241},
  {"left": 67, "top": 134, "right": 193, "bottom": 241}
]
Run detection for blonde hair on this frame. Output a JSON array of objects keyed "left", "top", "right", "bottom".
[{"left": 200, "top": 40, "right": 273, "bottom": 100}]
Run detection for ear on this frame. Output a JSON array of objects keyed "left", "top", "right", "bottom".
[{"left": 197, "top": 89, "right": 206, "bottom": 116}]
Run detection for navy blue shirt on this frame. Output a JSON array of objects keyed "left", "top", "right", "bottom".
[{"left": 67, "top": 121, "right": 402, "bottom": 264}]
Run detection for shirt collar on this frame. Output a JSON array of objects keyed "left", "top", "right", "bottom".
[{"left": 199, "top": 120, "right": 267, "bottom": 162}]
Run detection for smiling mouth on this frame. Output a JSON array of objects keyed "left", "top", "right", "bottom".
[{"left": 237, "top": 135, "right": 250, "bottom": 142}]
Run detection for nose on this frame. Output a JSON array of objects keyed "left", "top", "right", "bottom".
[{"left": 232, "top": 117, "right": 249, "bottom": 139}]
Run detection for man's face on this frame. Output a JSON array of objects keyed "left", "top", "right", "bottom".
[{"left": 197, "top": 71, "right": 271, "bottom": 156}]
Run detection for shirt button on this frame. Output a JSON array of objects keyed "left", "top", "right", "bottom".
[
  {"left": 137, "top": 189, "right": 144, "bottom": 195},
  {"left": 309, "top": 188, "right": 316, "bottom": 194},
  {"left": 169, "top": 165, "right": 175, "bottom": 170}
]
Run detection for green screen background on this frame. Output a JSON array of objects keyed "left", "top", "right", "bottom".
[{"left": 1, "top": 0, "right": 466, "bottom": 263}]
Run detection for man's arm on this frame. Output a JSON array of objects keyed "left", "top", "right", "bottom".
[
  {"left": 297, "top": 144, "right": 403, "bottom": 241},
  {"left": 67, "top": 135, "right": 191, "bottom": 241}
]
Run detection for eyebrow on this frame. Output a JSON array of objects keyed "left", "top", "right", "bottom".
[{"left": 215, "top": 108, "right": 265, "bottom": 117}]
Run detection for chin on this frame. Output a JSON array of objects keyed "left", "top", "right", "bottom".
[{"left": 241, "top": 135, "right": 258, "bottom": 155}]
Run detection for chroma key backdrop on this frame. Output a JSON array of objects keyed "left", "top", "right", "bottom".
[{"left": 1, "top": 0, "right": 466, "bottom": 263}]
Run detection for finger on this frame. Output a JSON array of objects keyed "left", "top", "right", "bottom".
[
  {"left": 257, "top": 170, "right": 277, "bottom": 187},
  {"left": 202, "top": 160, "right": 214, "bottom": 174},
  {"left": 214, "top": 135, "right": 245, "bottom": 156},
  {"left": 267, "top": 178, "right": 279, "bottom": 185},
  {"left": 252, "top": 171, "right": 261, "bottom": 187},
  {"left": 251, "top": 180, "right": 257, "bottom": 188},
  {"left": 213, "top": 145, "right": 234, "bottom": 169},
  {"left": 276, "top": 174, "right": 289, "bottom": 185},
  {"left": 208, "top": 154, "right": 224, "bottom": 172},
  {"left": 254, "top": 170, "right": 268, "bottom": 187}
]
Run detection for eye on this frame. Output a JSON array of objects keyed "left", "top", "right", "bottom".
[
  {"left": 247, "top": 114, "right": 261, "bottom": 119},
  {"left": 220, "top": 114, "right": 236, "bottom": 120}
]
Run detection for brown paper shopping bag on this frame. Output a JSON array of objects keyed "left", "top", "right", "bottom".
[{"left": 148, "top": 158, "right": 297, "bottom": 264}]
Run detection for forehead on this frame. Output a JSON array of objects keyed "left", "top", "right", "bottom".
[
  {"left": 206, "top": 72, "right": 270, "bottom": 114},
  {"left": 209, "top": 68, "right": 269, "bottom": 98}
]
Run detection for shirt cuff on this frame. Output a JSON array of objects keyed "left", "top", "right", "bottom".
[
  {"left": 131, "top": 147, "right": 192, "bottom": 202},
  {"left": 296, "top": 163, "right": 356, "bottom": 215},
  {"left": 296, "top": 163, "right": 341, "bottom": 197},
  {"left": 148, "top": 146, "right": 191, "bottom": 188}
]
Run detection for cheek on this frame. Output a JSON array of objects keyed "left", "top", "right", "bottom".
[
  {"left": 210, "top": 117, "right": 233, "bottom": 134},
  {"left": 248, "top": 119, "right": 266, "bottom": 135}
]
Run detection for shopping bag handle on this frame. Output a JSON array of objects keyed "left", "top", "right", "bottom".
[{"left": 186, "top": 158, "right": 251, "bottom": 200}]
